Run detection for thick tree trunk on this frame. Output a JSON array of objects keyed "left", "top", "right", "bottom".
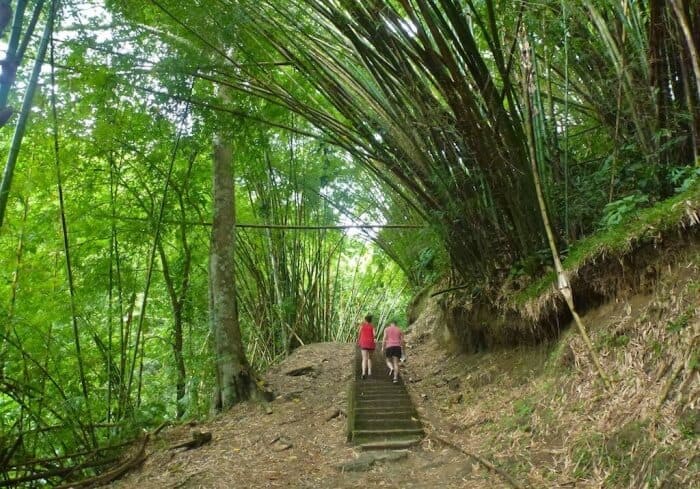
[{"left": 209, "top": 134, "right": 259, "bottom": 411}]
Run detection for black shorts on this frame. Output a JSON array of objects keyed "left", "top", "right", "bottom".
[{"left": 385, "top": 346, "right": 402, "bottom": 358}]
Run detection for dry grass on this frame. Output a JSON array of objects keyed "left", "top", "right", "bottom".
[{"left": 406, "top": 244, "right": 699, "bottom": 488}]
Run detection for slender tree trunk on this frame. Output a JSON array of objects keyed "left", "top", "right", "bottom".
[
  {"left": 0, "top": 190, "right": 29, "bottom": 379},
  {"left": 158, "top": 241, "right": 189, "bottom": 418},
  {"left": 209, "top": 133, "right": 259, "bottom": 411}
]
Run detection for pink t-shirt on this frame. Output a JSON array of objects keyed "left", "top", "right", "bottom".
[{"left": 383, "top": 325, "right": 402, "bottom": 348}]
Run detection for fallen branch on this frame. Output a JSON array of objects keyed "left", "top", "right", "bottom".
[
  {"left": 0, "top": 456, "right": 120, "bottom": 487},
  {"left": 656, "top": 334, "right": 699, "bottom": 412},
  {"left": 6, "top": 440, "right": 133, "bottom": 469},
  {"left": 55, "top": 434, "right": 149, "bottom": 489},
  {"left": 421, "top": 420, "right": 526, "bottom": 489}
]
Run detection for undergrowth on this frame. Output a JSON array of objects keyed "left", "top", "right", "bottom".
[{"left": 513, "top": 181, "right": 700, "bottom": 306}]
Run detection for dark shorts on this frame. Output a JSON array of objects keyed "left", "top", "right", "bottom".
[{"left": 385, "top": 346, "right": 402, "bottom": 358}]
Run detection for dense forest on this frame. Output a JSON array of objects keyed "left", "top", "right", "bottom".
[{"left": 0, "top": 0, "right": 698, "bottom": 486}]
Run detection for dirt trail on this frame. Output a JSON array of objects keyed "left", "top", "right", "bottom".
[
  {"left": 106, "top": 248, "right": 699, "bottom": 488},
  {"left": 106, "top": 341, "right": 507, "bottom": 488}
]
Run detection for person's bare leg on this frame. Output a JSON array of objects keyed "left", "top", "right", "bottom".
[
  {"left": 385, "top": 356, "right": 393, "bottom": 375},
  {"left": 392, "top": 356, "right": 400, "bottom": 381},
  {"left": 361, "top": 350, "right": 369, "bottom": 376},
  {"left": 367, "top": 354, "right": 372, "bottom": 376}
]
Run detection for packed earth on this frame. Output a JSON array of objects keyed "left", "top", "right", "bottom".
[{"left": 105, "top": 244, "right": 699, "bottom": 488}]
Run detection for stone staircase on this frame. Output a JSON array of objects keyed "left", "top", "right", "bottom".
[{"left": 347, "top": 345, "right": 424, "bottom": 450}]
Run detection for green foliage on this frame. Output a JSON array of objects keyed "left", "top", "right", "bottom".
[
  {"left": 570, "top": 422, "right": 674, "bottom": 485},
  {"left": 667, "top": 309, "right": 693, "bottom": 333},
  {"left": 678, "top": 409, "right": 699, "bottom": 440},
  {"left": 508, "top": 248, "right": 554, "bottom": 279},
  {"left": 598, "top": 193, "right": 649, "bottom": 229},
  {"left": 516, "top": 181, "right": 700, "bottom": 305},
  {"left": 599, "top": 332, "right": 630, "bottom": 350},
  {"left": 669, "top": 165, "right": 700, "bottom": 194},
  {"left": 1, "top": 0, "right": 700, "bottom": 481}
]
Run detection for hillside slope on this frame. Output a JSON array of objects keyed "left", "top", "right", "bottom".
[{"left": 407, "top": 242, "right": 699, "bottom": 487}]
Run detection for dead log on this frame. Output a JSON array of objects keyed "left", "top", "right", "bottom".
[{"left": 169, "top": 430, "right": 212, "bottom": 451}]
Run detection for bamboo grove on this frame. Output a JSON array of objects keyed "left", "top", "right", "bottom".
[
  {"left": 220, "top": 0, "right": 700, "bottom": 277},
  {"left": 0, "top": 0, "right": 699, "bottom": 485}
]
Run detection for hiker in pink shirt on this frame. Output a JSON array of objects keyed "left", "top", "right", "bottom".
[{"left": 382, "top": 321, "right": 405, "bottom": 383}]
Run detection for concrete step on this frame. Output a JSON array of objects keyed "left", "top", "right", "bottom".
[
  {"left": 354, "top": 381, "right": 404, "bottom": 388},
  {"left": 354, "top": 418, "right": 422, "bottom": 430},
  {"left": 358, "top": 436, "right": 423, "bottom": 451},
  {"left": 356, "top": 394, "right": 412, "bottom": 402},
  {"left": 353, "top": 408, "right": 416, "bottom": 417},
  {"left": 355, "top": 400, "right": 414, "bottom": 409},
  {"left": 355, "top": 381, "right": 404, "bottom": 387},
  {"left": 355, "top": 389, "right": 406, "bottom": 396},
  {"left": 356, "top": 395, "right": 411, "bottom": 402},
  {"left": 352, "top": 428, "right": 424, "bottom": 437},
  {"left": 348, "top": 344, "right": 423, "bottom": 448}
]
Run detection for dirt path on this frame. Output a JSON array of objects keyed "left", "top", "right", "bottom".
[
  {"left": 106, "top": 253, "right": 700, "bottom": 489},
  {"left": 106, "top": 342, "right": 507, "bottom": 489}
]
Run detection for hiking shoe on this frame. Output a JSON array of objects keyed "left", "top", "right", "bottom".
[
  {"left": 393, "top": 378, "right": 398, "bottom": 384},
  {"left": 361, "top": 374, "right": 366, "bottom": 380}
]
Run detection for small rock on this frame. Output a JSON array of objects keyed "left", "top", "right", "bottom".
[
  {"left": 324, "top": 408, "right": 341, "bottom": 421},
  {"left": 451, "top": 393, "right": 463, "bottom": 404},
  {"left": 270, "top": 435, "right": 293, "bottom": 451},
  {"left": 372, "top": 451, "right": 409, "bottom": 463},
  {"left": 421, "top": 393, "right": 428, "bottom": 400},
  {"left": 282, "top": 391, "right": 303, "bottom": 401},
  {"left": 336, "top": 451, "right": 409, "bottom": 472},
  {"left": 337, "top": 457, "right": 374, "bottom": 473}
]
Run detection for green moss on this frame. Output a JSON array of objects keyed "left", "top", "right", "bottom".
[{"left": 514, "top": 182, "right": 700, "bottom": 307}]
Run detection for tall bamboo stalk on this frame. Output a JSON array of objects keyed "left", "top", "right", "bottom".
[
  {"left": 520, "top": 28, "right": 609, "bottom": 389},
  {"left": 669, "top": 0, "right": 700, "bottom": 105},
  {"left": 0, "top": 0, "right": 28, "bottom": 109},
  {"left": 49, "top": 8, "right": 97, "bottom": 445},
  {"left": 0, "top": 1, "right": 51, "bottom": 229}
]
